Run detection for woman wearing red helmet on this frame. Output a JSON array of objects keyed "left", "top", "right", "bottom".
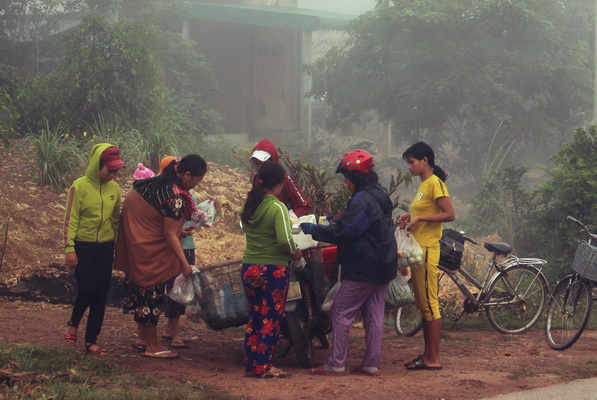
[
  {"left": 397, "top": 142, "right": 455, "bottom": 371},
  {"left": 300, "top": 149, "right": 397, "bottom": 376}
]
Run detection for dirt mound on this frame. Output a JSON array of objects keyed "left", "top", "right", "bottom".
[{"left": 0, "top": 141, "right": 249, "bottom": 292}]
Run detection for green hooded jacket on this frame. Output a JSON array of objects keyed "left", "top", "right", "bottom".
[
  {"left": 242, "top": 194, "right": 298, "bottom": 266},
  {"left": 62, "top": 143, "right": 122, "bottom": 253}
]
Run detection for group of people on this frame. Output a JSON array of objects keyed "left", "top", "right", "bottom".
[
  {"left": 61, "top": 137, "right": 454, "bottom": 378},
  {"left": 239, "top": 140, "right": 454, "bottom": 378},
  {"left": 63, "top": 145, "right": 207, "bottom": 359}
]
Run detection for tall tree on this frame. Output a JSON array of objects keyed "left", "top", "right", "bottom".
[
  {"left": 0, "top": 1, "right": 120, "bottom": 73},
  {"left": 310, "top": 0, "right": 593, "bottom": 180}
]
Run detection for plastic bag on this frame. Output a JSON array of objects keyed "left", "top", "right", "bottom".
[
  {"left": 289, "top": 257, "right": 306, "bottom": 271},
  {"left": 322, "top": 282, "right": 340, "bottom": 313},
  {"left": 188, "top": 200, "right": 217, "bottom": 230},
  {"left": 385, "top": 273, "right": 415, "bottom": 309},
  {"left": 168, "top": 274, "right": 197, "bottom": 306},
  {"left": 398, "top": 234, "right": 424, "bottom": 268},
  {"left": 394, "top": 228, "right": 407, "bottom": 252},
  {"left": 198, "top": 200, "right": 217, "bottom": 227},
  {"left": 186, "top": 303, "right": 203, "bottom": 323},
  {"left": 322, "top": 265, "right": 341, "bottom": 313}
]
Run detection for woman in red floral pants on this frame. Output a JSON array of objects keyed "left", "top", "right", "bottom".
[
  {"left": 240, "top": 161, "right": 302, "bottom": 378},
  {"left": 242, "top": 264, "right": 289, "bottom": 376}
]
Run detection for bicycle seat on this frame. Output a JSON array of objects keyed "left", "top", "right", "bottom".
[{"left": 484, "top": 242, "right": 512, "bottom": 255}]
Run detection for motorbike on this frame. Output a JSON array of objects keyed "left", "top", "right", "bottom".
[{"left": 282, "top": 245, "right": 338, "bottom": 368}]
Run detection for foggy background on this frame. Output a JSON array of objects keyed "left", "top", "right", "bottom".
[{"left": 298, "top": 0, "right": 376, "bottom": 14}]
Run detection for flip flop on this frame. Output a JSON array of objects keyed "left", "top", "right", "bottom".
[
  {"left": 140, "top": 350, "right": 179, "bottom": 359},
  {"left": 161, "top": 334, "right": 188, "bottom": 341},
  {"left": 404, "top": 355, "right": 423, "bottom": 366},
  {"left": 405, "top": 355, "right": 442, "bottom": 370},
  {"left": 257, "top": 367, "right": 290, "bottom": 379},
  {"left": 350, "top": 366, "right": 380, "bottom": 376},
  {"left": 309, "top": 365, "right": 345, "bottom": 376},
  {"left": 131, "top": 343, "right": 147, "bottom": 351},
  {"left": 171, "top": 340, "right": 186, "bottom": 348}
]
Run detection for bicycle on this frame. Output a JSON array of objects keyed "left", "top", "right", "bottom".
[
  {"left": 545, "top": 216, "right": 597, "bottom": 350},
  {"left": 395, "top": 231, "right": 549, "bottom": 336}
]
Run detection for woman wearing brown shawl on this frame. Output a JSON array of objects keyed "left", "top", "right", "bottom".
[{"left": 115, "top": 154, "right": 207, "bottom": 359}]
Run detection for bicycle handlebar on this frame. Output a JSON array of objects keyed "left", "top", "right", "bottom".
[
  {"left": 567, "top": 215, "right": 597, "bottom": 239},
  {"left": 461, "top": 233, "right": 481, "bottom": 246}
]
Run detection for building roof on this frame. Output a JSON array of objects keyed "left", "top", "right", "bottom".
[{"left": 187, "top": 2, "right": 356, "bottom": 31}]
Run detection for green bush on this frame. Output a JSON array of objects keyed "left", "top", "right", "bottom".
[
  {"left": 465, "top": 125, "right": 597, "bottom": 282},
  {"left": 522, "top": 126, "right": 597, "bottom": 279},
  {"left": 29, "top": 120, "right": 82, "bottom": 189}
]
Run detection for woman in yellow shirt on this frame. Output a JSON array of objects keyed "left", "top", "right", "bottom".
[{"left": 397, "top": 142, "right": 455, "bottom": 370}]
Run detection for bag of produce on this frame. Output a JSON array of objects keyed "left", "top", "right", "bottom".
[
  {"left": 385, "top": 273, "right": 415, "bottom": 309},
  {"left": 397, "top": 234, "right": 424, "bottom": 268}
]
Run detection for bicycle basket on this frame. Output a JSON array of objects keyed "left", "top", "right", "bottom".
[
  {"left": 571, "top": 241, "right": 597, "bottom": 281},
  {"left": 439, "top": 229, "right": 465, "bottom": 271},
  {"left": 193, "top": 263, "right": 250, "bottom": 330}
]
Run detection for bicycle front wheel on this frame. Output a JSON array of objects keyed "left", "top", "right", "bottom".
[
  {"left": 394, "top": 279, "right": 423, "bottom": 337},
  {"left": 545, "top": 275, "right": 592, "bottom": 351},
  {"left": 485, "top": 265, "right": 548, "bottom": 334}
]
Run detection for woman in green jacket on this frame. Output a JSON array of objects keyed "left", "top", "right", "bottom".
[
  {"left": 241, "top": 161, "right": 302, "bottom": 378},
  {"left": 63, "top": 144, "right": 125, "bottom": 356}
]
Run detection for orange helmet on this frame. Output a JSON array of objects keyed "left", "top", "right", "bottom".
[{"left": 336, "top": 149, "right": 374, "bottom": 174}]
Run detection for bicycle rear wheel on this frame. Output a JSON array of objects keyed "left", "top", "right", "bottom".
[
  {"left": 394, "top": 279, "right": 423, "bottom": 337},
  {"left": 485, "top": 265, "right": 548, "bottom": 334},
  {"left": 545, "top": 275, "right": 592, "bottom": 351}
]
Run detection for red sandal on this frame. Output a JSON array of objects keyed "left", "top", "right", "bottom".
[
  {"left": 63, "top": 321, "right": 77, "bottom": 344},
  {"left": 85, "top": 343, "right": 108, "bottom": 356}
]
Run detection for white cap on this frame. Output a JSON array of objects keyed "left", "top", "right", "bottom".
[{"left": 251, "top": 150, "right": 272, "bottom": 162}]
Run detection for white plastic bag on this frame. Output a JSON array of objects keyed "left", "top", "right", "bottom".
[
  {"left": 394, "top": 228, "right": 407, "bottom": 251},
  {"left": 322, "top": 282, "right": 340, "bottom": 313},
  {"left": 188, "top": 200, "right": 217, "bottom": 230},
  {"left": 198, "top": 200, "right": 217, "bottom": 228},
  {"left": 292, "top": 214, "right": 318, "bottom": 249},
  {"left": 322, "top": 265, "right": 341, "bottom": 313},
  {"left": 398, "top": 234, "right": 424, "bottom": 268},
  {"left": 168, "top": 274, "right": 197, "bottom": 306}
]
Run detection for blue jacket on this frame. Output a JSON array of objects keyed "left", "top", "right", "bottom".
[{"left": 310, "top": 184, "right": 397, "bottom": 284}]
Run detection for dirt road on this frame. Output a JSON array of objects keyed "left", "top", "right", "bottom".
[{"left": 3, "top": 297, "right": 597, "bottom": 400}]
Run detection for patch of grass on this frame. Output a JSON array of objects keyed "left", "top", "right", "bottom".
[
  {"left": 29, "top": 120, "right": 82, "bottom": 190},
  {"left": 0, "top": 343, "right": 241, "bottom": 400}
]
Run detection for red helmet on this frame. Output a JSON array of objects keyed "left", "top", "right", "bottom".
[{"left": 336, "top": 149, "right": 374, "bottom": 174}]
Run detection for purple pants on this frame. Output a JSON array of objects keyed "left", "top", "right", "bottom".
[{"left": 328, "top": 279, "right": 389, "bottom": 368}]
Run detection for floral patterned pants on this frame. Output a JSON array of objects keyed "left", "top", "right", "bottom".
[{"left": 241, "top": 263, "right": 289, "bottom": 377}]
